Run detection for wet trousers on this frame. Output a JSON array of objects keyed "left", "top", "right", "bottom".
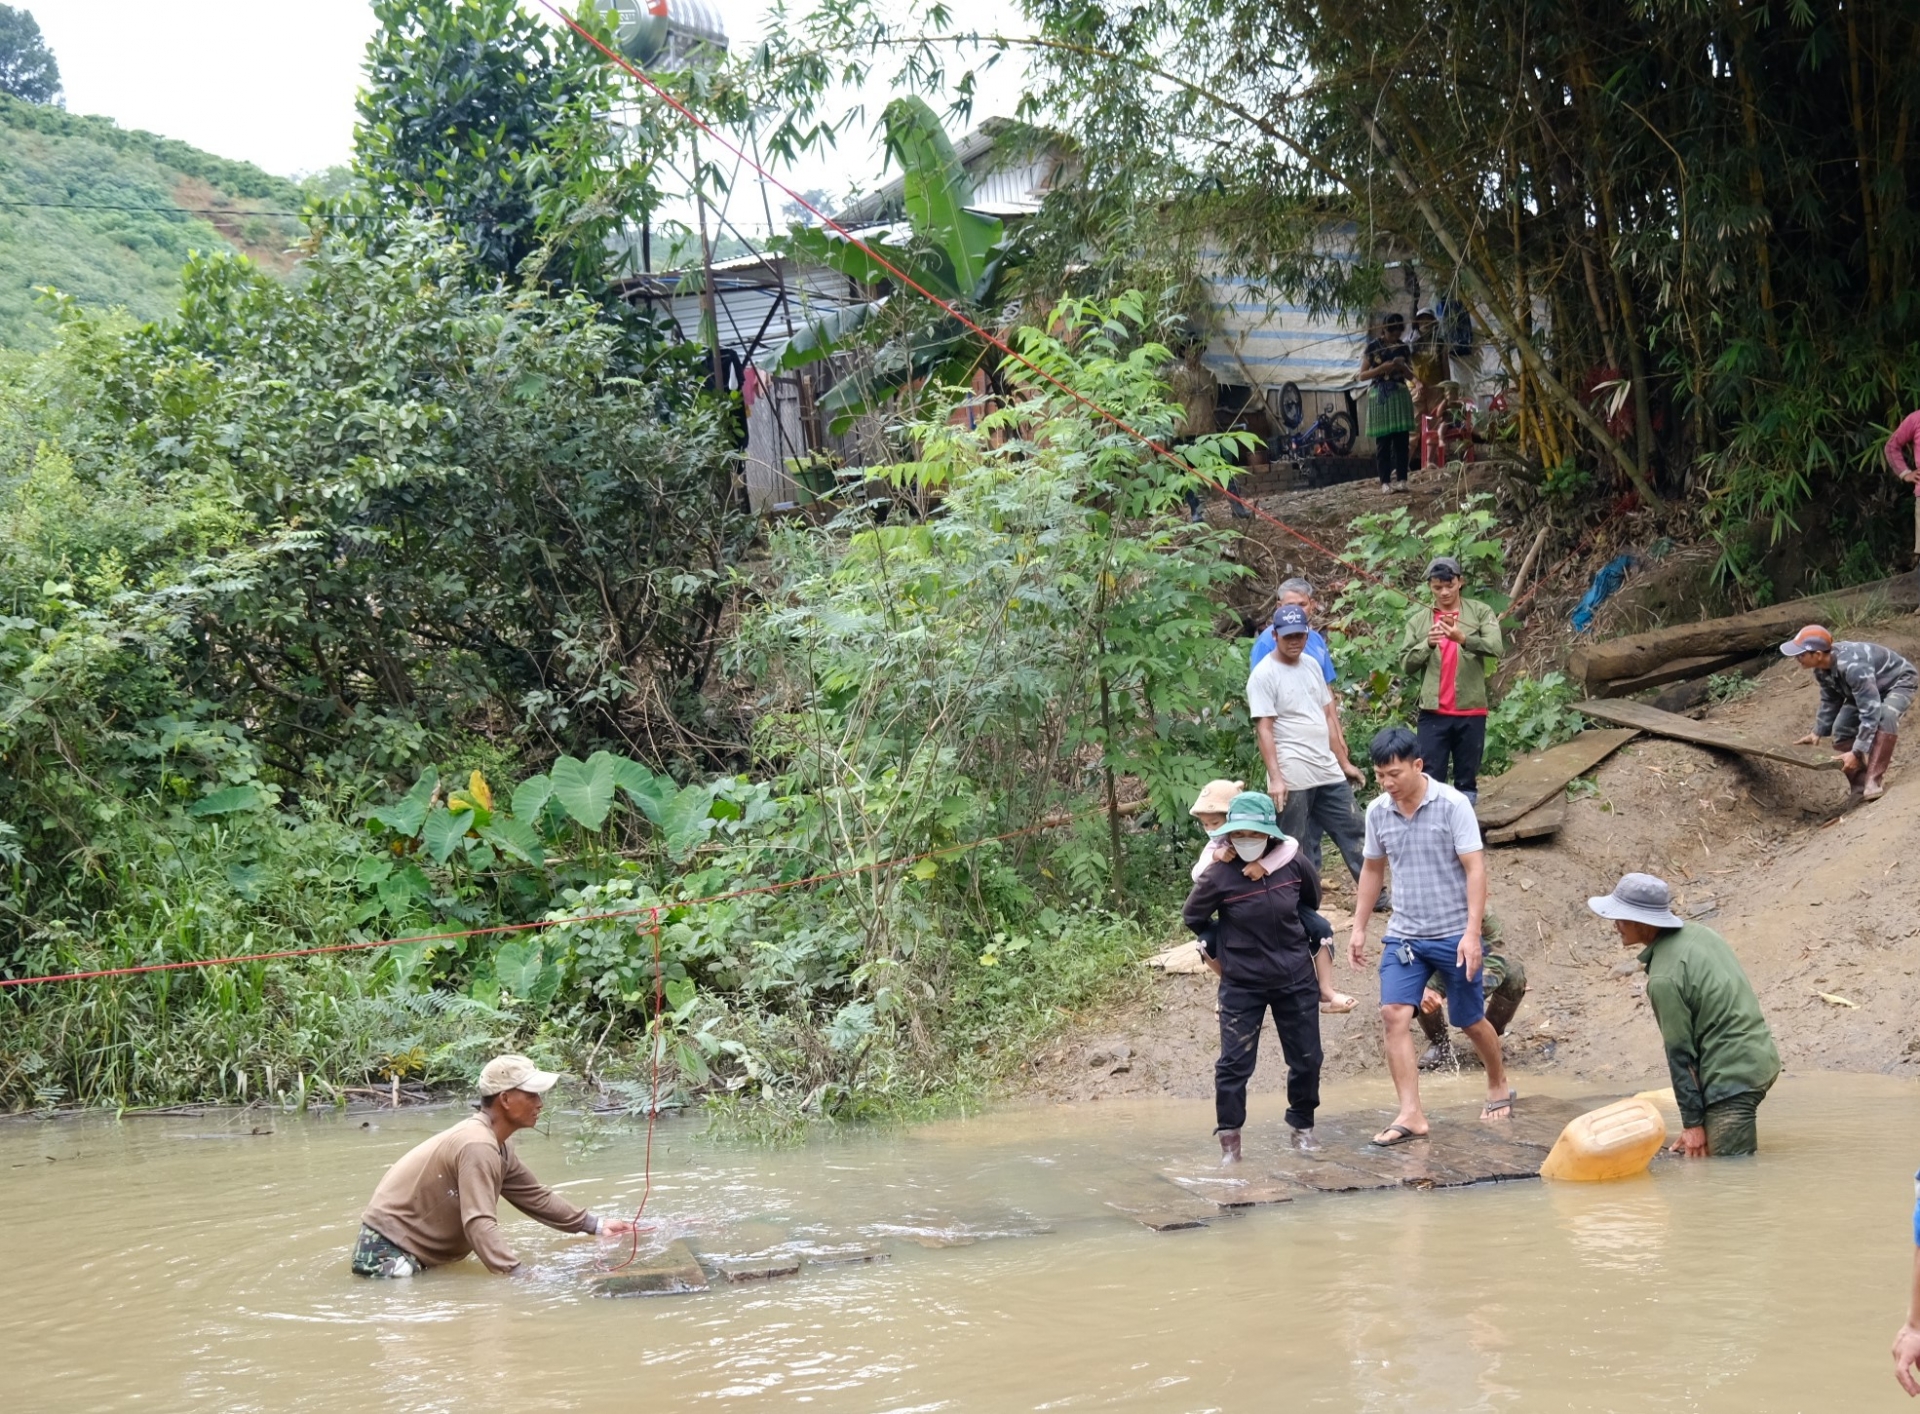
[
  {"left": 1215, "top": 978, "right": 1322, "bottom": 1133},
  {"left": 1419, "top": 954, "right": 1527, "bottom": 1046},
  {"left": 351, "top": 1223, "right": 422, "bottom": 1278},
  {"left": 1417, "top": 710, "right": 1487, "bottom": 801},
  {"left": 1702, "top": 1086, "right": 1769, "bottom": 1157}
]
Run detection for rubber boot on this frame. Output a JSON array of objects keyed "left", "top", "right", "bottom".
[
  {"left": 1484, "top": 974, "right": 1527, "bottom": 1037},
  {"left": 1839, "top": 738, "right": 1867, "bottom": 799},
  {"left": 1416, "top": 1003, "right": 1452, "bottom": 1070},
  {"left": 1864, "top": 731, "right": 1898, "bottom": 800},
  {"left": 1290, "top": 1125, "right": 1320, "bottom": 1152},
  {"left": 1218, "top": 1129, "right": 1242, "bottom": 1165}
]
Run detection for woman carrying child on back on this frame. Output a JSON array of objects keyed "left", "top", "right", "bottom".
[
  {"left": 1182, "top": 786, "right": 1325, "bottom": 1163},
  {"left": 1189, "top": 779, "right": 1355, "bottom": 1014}
]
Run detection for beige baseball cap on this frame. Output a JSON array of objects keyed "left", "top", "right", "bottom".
[
  {"left": 477, "top": 1054, "right": 560, "bottom": 1096},
  {"left": 1189, "top": 779, "right": 1244, "bottom": 817}
]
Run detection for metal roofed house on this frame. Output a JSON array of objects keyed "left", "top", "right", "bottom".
[{"left": 621, "top": 110, "right": 1496, "bottom": 510}]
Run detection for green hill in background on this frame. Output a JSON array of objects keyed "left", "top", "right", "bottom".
[{"left": 0, "top": 94, "right": 308, "bottom": 350}]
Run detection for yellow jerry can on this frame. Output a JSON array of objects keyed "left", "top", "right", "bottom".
[{"left": 1540, "top": 1096, "right": 1667, "bottom": 1182}]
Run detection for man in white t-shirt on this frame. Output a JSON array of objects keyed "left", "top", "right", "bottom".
[{"left": 1248, "top": 604, "right": 1368, "bottom": 889}]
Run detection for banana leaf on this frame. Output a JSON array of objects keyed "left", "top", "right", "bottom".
[{"left": 882, "top": 97, "right": 1005, "bottom": 298}]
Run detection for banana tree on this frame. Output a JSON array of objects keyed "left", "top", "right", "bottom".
[{"left": 773, "top": 97, "right": 1021, "bottom": 432}]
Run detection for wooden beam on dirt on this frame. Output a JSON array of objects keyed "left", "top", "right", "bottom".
[
  {"left": 1568, "top": 573, "right": 1919, "bottom": 690},
  {"left": 1474, "top": 727, "right": 1641, "bottom": 828},
  {"left": 1574, "top": 699, "right": 1845, "bottom": 770},
  {"left": 1593, "top": 652, "right": 1758, "bottom": 699},
  {"left": 1484, "top": 799, "right": 1565, "bottom": 847}
]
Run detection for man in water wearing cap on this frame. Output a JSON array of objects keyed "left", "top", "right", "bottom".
[
  {"left": 1589, "top": 873, "right": 1780, "bottom": 1157},
  {"left": 1781, "top": 624, "right": 1916, "bottom": 801},
  {"left": 1396, "top": 554, "right": 1504, "bottom": 805},
  {"left": 350, "top": 1054, "right": 632, "bottom": 1276}
]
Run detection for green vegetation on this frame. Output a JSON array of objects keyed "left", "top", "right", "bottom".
[
  {"left": 0, "top": 0, "right": 1636, "bottom": 1127},
  {"left": 0, "top": 93, "right": 305, "bottom": 350},
  {"left": 0, "top": 5, "right": 59, "bottom": 105},
  {"left": 765, "top": 0, "right": 1920, "bottom": 591}
]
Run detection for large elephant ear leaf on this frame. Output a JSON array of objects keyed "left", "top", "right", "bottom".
[
  {"left": 370, "top": 770, "right": 439, "bottom": 838},
  {"left": 661, "top": 783, "right": 719, "bottom": 860},
  {"left": 510, "top": 774, "right": 552, "bottom": 823},
  {"left": 421, "top": 808, "right": 474, "bottom": 864},
  {"left": 548, "top": 755, "right": 615, "bottom": 830}
]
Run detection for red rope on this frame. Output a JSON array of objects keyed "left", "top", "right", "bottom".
[
  {"left": 0, "top": 806, "right": 1108, "bottom": 990},
  {"left": 530, "top": 1, "right": 1382, "bottom": 587},
  {"left": 601, "top": 905, "right": 665, "bottom": 1273}
]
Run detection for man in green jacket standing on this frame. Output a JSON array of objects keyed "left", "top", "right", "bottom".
[
  {"left": 1588, "top": 872, "right": 1781, "bottom": 1157},
  {"left": 1397, "top": 555, "right": 1504, "bottom": 803}
]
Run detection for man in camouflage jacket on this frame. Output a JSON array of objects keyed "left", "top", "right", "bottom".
[{"left": 1781, "top": 624, "right": 1916, "bottom": 800}]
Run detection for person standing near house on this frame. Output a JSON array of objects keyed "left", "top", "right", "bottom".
[
  {"left": 1169, "top": 336, "right": 1222, "bottom": 523},
  {"left": 1409, "top": 308, "right": 1453, "bottom": 471},
  {"left": 1249, "top": 605, "right": 1370, "bottom": 891},
  {"left": 1886, "top": 407, "right": 1920, "bottom": 571},
  {"left": 1587, "top": 872, "right": 1780, "bottom": 1157},
  {"left": 1360, "top": 312, "right": 1415, "bottom": 492},
  {"left": 1346, "top": 727, "right": 1513, "bottom": 1146}
]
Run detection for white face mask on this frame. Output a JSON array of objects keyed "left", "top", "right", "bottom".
[{"left": 1231, "top": 836, "right": 1268, "bottom": 862}]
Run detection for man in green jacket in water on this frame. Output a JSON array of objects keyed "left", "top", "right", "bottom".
[{"left": 1588, "top": 872, "right": 1781, "bottom": 1157}]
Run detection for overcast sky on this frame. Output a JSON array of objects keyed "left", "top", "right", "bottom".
[{"left": 27, "top": 1, "right": 1030, "bottom": 233}]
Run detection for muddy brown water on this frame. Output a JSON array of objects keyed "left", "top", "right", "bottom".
[{"left": 3, "top": 1073, "right": 1914, "bottom": 1411}]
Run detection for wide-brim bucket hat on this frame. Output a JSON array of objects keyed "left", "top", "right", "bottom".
[
  {"left": 1586, "top": 872, "right": 1684, "bottom": 929},
  {"left": 1207, "top": 790, "right": 1288, "bottom": 840},
  {"left": 1188, "top": 779, "right": 1245, "bottom": 818}
]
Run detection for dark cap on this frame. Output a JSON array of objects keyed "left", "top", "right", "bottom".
[
  {"left": 1270, "top": 603, "right": 1311, "bottom": 636},
  {"left": 1425, "top": 555, "right": 1462, "bottom": 582}
]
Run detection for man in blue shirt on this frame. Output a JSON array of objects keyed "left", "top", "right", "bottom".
[{"left": 1251, "top": 578, "right": 1337, "bottom": 681}]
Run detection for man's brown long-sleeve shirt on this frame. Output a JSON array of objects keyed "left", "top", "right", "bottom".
[{"left": 361, "top": 1114, "right": 599, "bottom": 1273}]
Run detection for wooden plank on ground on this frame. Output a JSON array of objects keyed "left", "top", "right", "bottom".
[
  {"left": 1575, "top": 698, "right": 1843, "bottom": 770},
  {"left": 1474, "top": 728, "right": 1641, "bottom": 828},
  {"left": 1485, "top": 799, "right": 1565, "bottom": 846}
]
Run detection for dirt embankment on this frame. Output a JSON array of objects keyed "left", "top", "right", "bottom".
[{"left": 1023, "top": 606, "right": 1920, "bottom": 1107}]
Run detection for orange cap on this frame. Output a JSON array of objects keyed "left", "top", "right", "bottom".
[{"left": 1778, "top": 624, "right": 1833, "bottom": 657}]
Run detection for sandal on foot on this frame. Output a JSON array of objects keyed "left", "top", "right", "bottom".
[
  {"left": 1481, "top": 1089, "right": 1516, "bottom": 1120},
  {"left": 1320, "top": 992, "right": 1358, "bottom": 1014},
  {"left": 1370, "top": 1123, "right": 1428, "bottom": 1147}
]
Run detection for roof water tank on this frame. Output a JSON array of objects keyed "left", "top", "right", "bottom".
[{"left": 602, "top": 0, "right": 729, "bottom": 68}]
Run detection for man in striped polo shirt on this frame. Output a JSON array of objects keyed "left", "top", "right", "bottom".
[{"left": 1346, "top": 726, "right": 1514, "bottom": 1146}]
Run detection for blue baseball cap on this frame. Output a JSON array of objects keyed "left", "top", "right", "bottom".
[{"left": 1270, "top": 603, "right": 1311, "bottom": 635}]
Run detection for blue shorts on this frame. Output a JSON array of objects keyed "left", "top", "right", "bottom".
[{"left": 1379, "top": 935, "right": 1487, "bottom": 1027}]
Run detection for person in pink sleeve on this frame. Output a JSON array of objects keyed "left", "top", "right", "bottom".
[{"left": 1886, "top": 409, "right": 1920, "bottom": 569}]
